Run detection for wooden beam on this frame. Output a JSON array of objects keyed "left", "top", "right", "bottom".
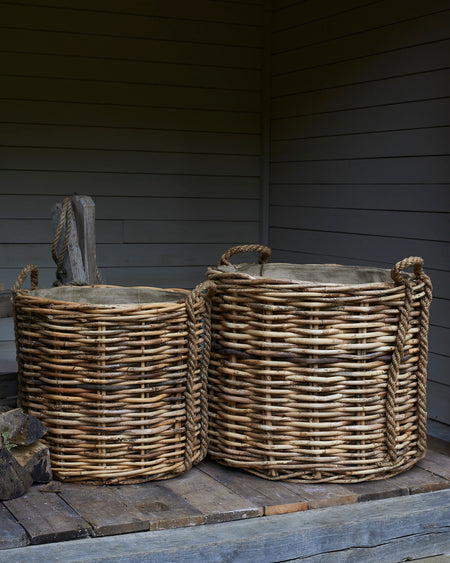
[
  {"left": 51, "top": 201, "right": 87, "bottom": 285},
  {"left": 2, "top": 490, "right": 449, "bottom": 562},
  {"left": 71, "top": 195, "right": 97, "bottom": 285}
]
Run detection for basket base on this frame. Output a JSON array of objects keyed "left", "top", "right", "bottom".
[{"left": 209, "top": 452, "right": 424, "bottom": 483}]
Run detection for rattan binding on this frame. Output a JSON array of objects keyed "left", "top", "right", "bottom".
[
  {"left": 13, "top": 265, "right": 215, "bottom": 484},
  {"left": 207, "top": 245, "right": 432, "bottom": 482}
]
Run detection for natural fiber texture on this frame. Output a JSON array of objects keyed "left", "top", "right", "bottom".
[
  {"left": 207, "top": 245, "right": 432, "bottom": 483},
  {"left": 13, "top": 265, "right": 215, "bottom": 484}
]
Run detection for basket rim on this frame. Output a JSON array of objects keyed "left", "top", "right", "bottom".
[
  {"left": 207, "top": 262, "right": 413, "bottom": 288},
  {"left": 13, "top": 284, "right": 191, "bottom": 310}
]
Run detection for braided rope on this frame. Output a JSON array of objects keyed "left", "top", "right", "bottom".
[
  {"left": 12, "top": 264, "right": 39, "bottom": 293},
  {"left": 386, "top": 256, "right": 432, "bottom": 463},
  {"left": 183, "top": 280, "right": 216, "bottom": 470},
  {"left": 12, "top": 264, "right": 39, "bottom": 409},
  {"left": 219, "top": 244, "right": 271, "bottom": 267},
  {"left": 416, "top": 272, "right": 433, "bottom": 456},
  {"left": 52, "top": 197, "right": 73, "bottom": 285}
]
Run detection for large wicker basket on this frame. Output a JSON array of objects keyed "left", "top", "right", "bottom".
[
  {"left": 12, "top": 265, "right": 215, "bottom": 484},
  {"left": 206, "top": 245, "right": 433, "bottom": 483}
]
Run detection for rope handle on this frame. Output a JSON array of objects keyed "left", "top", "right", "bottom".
[
  {"left": 218, "top": 244, "right": 271, "bottom": 267},
  {"left": 12, "top": 264, "right": 39, "bottom": 293},
  {"left": 391, "top": 256, "right": 426, "bottom": 285},
  {"left": 184, "top": 279, "right": 216, "bottom": 470},
  {"left": 385, "top": 255, "right": 432, "bottom": 464}
]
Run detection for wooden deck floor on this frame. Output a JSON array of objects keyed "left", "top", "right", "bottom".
[{"left": 1, "top": 435, "right": 449, "bottom": 554}]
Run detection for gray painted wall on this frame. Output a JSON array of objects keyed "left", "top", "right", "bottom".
[
  {"left": 0, "top": 0, "right": 264, "bottom": 290},
  {"left": 269, "top": 0, "right": 450, "bottom": 424},
  {"left": 0, "top": 1, "right": 448, "bottom": 424}
]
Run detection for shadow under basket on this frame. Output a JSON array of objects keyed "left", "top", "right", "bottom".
[
  {"left": 12, "top": 265, "right": 215, "bottom": 484},
  {"left": 206, "top": 245, "right": 433, "bottom": 483}
]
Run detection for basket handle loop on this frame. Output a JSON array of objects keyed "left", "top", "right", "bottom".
[
  {"left": 184, "top": 280, "right": 216, "bottom": 470},
  {"left": 391, "top": 256, "right": 425, "bottom": 285},
  {"left": 386, "top": 256, "right": 432, "bottom": 464},
  {"left": 12, "top": 264, "right": 39, "bottom": 293},
  {"left": 218, "top": 244, "right": 271, "bottom": 267}
]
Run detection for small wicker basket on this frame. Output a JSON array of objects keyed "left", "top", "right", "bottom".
[
  {"left": 12, "top": 265, "right": 215, "bottom": 484},
  {"left": 207, "top": 245, "right": 433, "bottom": 483}
]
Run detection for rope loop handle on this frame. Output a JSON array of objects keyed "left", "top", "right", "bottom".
[
  {"left": 391, "top": 256, "right": 425, "bottom": 285},
  {"left": 183, "top": 280, "right": 216, "bottom": 470},
  {"left": 12, "top": 264, "right": 39, "bottom": 293},
  {"left": 385, "top": 255, "right": 432, "bottom": 464},
  {"left": 218, "top": 244, "right": 271, "bottom": 267}
]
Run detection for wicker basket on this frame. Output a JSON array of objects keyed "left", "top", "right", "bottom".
[
  {"left": 206, "top": 245, "right": 433, "bottom": 483},
  {"left": 12, "top": 265, "right": 215, "bottom": 484}
]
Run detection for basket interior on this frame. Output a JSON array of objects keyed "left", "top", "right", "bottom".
[
  {"left": 217, "top": 263, "right": 406, "bottom": 285},
  {"left": 30, "top": 286, "right": 188, "bottom": 305}
]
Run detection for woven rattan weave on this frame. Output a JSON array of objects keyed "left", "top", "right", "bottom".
[
  {"left": 12, "top": 265, "right": 215, "bottom": 484},
  {"left": 207, "top": 245, "right": 433, "bottom": 483}
]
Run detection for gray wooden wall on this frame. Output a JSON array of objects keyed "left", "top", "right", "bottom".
[
  {"left": 269, "top": 0, "right": 450, "bottom": 425},
  {"left": 0, "top": 0, "right": 264, "bottom": 290},
  {"left": 0, "top": 1, "right": 448, "bottom": 425}
]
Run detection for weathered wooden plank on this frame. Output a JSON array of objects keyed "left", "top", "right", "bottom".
[
  {"left": 198, "top": 460, "right": 307, "bottom": 515},
  {"left": 114, "top": 482, "right": 204, "bottom": 531},
  {"left": 418, "top": 449, "right": 450, "bottom": 480},
  {"left": 59, "top": 483, "right": 148, "bottom": 537},
  {"left": 162, "top": 467, "right": 260, "bottom": 524},
  {"left": 0, "top": 503, "right": 29, "bottom": 550},
  {"left": 5, "top": 485, "right": 91, "bottom": 544},
  {"left": 345, "top": 477, "right": 408, "bottom": 502},
  {"left": 292, "top": 531, "right": 450, "bottom": 562},
  {"left": 282, "top": 481, "right": 359, "bottom": 509},
  {"left": 52, "top": 201, "right": 87, "bottom": 285},
  {"left": 71, "top": 195, "right": 97, "bottom": 285},
  {"left": 3, "top": 490, "right": 449, "bottom": 562},
  {"left": 387, "top": 466, "right": 449, "bottom": 495}
]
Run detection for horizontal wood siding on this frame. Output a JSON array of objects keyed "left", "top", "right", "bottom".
[
  {"left": 0, "top": 0, "right": 264, "bottom": 291},
  {"left": 270, "top": 0, "right": 450, "bottom": 424}
]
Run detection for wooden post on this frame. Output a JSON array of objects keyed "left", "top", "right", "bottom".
[
  {"left": 71, "top": 195, "right": 97, "bottom": 285},
  {"left": 52, "top": 202, "right": 87, "bottom": 285},
  {"left": 51, "top": 195, "right": 98, "bottom": 285}
]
